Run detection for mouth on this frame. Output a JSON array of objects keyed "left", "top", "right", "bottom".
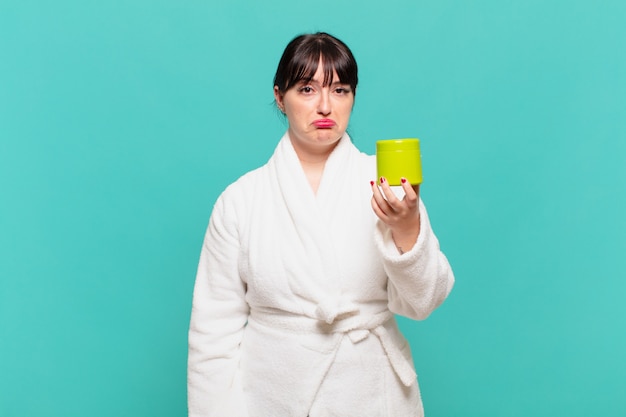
[{"left": 312, "top": 119, "right": 336, "bottom": 128}]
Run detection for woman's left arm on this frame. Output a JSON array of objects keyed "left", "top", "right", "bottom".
[{"left": 371, "top": 178, "right": 455, "bottom": 320}]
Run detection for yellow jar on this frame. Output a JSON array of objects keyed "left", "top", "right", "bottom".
[{"left": 376, "top": 138, "right": 422, "bottom": 186}]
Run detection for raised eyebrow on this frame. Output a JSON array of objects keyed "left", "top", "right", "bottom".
[{"left": 296, "top": 79, "right": 350, "bottom": 89}]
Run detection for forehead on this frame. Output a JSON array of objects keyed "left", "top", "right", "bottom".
[
  {"left": 309, "top": 63, "right": 340, "bottom": 82},
  {"left": 296, "top": 58, "right": 345, "bottom": 85}
]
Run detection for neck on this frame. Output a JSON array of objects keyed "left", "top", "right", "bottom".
[
  {"left": 289, "top": 138, "right": 341, "bottom": 195},
  {"left": 290, "top": 140, "right": 338, "bottom": 165},
  {"left": 300, "top": 161, "right": 325, "bottom": 195}
]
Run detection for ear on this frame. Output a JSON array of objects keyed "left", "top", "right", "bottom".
[{"left": 273, "top": 86, "right": 285, "bottom": 113}]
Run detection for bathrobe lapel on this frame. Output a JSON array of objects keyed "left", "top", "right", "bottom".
[{"left": 268, "top": 132, "right": 363, "bottom": 322}]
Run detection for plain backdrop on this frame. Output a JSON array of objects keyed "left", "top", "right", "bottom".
[{"left": 1, "top": 0, "right": 625, "bottom": 416}]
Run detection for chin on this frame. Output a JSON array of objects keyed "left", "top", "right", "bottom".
[{"left": 316, "top": 130, "right": 343, "bottom": 142}]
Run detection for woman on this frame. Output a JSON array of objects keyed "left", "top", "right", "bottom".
[{"left": 188, "top": 32, "right": 454, "bottom": 417}]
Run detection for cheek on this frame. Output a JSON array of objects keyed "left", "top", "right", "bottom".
[
  {"left": 339, "top": 104, "right": 353, "bottom": 121},
  {"left": 286, "top": 110, "right": 307, "bottom": 129},
  {"left": 291, "top": 109, "right": 305, "bottom": 121},
  {"left": 287, "top": 103, "right": 307, "bottom": 119}
]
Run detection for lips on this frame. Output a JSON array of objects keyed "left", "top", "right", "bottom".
[{"left": 312, "top": 119, "right": 336, "bottom": 128}]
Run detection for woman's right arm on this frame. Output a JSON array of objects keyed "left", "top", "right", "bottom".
[{"left": 187, "top": 193, "right": 249, "bottom": 416}]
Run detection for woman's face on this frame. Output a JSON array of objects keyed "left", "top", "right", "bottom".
[{"left": 274, "top": 61, "right": 354, "bottom": 157}]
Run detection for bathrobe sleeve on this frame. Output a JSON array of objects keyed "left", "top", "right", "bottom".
[
  {"left": 188, "top": 190, "right": 250, "bottom": 417},
  {"left": 375, "top": 198, "right": 455, "bottom": 320}
]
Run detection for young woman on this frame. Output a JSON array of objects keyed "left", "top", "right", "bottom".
[{"left": 188, "top": 32, "right": 454, "bottom": 417}]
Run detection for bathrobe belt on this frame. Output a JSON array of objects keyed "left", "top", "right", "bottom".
[{"left": 249, "top": 305, "right": 417, "bottom": 387}]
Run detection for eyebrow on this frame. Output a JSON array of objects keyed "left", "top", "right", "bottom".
[{"left": 298, "top": 78, "right": 350, "bottom": 87}]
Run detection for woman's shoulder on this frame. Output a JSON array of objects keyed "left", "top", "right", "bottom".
[
  {"left": 206, "top": 164, "right": 268, "bottom": 227},
  {"left": 218, "top": 164, "right": 268, "bottom": 203}
]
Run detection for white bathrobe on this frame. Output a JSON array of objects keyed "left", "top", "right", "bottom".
[{"left": 188, "top": 132, "right": 454, "bottom": 417}]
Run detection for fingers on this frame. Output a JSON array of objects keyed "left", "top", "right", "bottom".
[
  {"left": 382, "top": 177, "right": 419, "bottom": 209},
  {"left": 400, "top": 178, "right": 420, "bottom": 209},
  {"left": 378, "top": 177, "right": 401, "bottom": 210},
  {"left": 370, "top": 179, "right": 393, "bottom": 218},
  {"left": 370, "top": 177, "right": 420, "bottom": 220},
  {"left": 371, "top": 178, "right": 422, "bottom": 251}
]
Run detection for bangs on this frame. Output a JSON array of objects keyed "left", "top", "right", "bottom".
[
  {"left": 274, "top": 33, "right": 358, "bottom": 94},
  {"left": 286, "top": 54, "right": 347, "bottom": 89}
]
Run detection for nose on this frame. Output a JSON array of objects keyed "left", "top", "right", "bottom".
[{"left": 317, "top": 89, "right": 331, "bottom": 116}]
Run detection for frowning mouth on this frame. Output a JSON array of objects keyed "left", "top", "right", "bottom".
[{"left": 312, "top": 119, "right": 336, "bottom": 128}]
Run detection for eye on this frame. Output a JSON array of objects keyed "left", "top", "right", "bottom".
[
  {"left": 334, "top": 86, "right": 352, "bottom": 95},
  {"left": 299, "top": 85, "right": 314, "bottom": 94}
]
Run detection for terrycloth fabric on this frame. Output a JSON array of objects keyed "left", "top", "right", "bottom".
[{"left": 188, "top": 132, "right": 454, "bottom": 417}]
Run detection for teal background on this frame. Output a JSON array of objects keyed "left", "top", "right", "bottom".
[{"left": 1, "top": 0, "right": 625, "bottom": 415}]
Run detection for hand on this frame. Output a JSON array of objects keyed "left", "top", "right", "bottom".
[{"left": 370, "top": 177, "right": 421, "bottom": 254}]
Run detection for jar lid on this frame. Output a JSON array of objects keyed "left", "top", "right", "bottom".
[{"left": 376, "top": 138, "right": 420, "bottom": 151}]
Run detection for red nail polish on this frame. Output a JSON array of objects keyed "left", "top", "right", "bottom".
[
  {"left": 370, "top": 180, "right": 374, "bottom": 186},
  {"left": 401, "top": 177, "right": 407, "bottom": 184},
  {"left": 380, "top": 177, "right": 385, "bottom": 183}
]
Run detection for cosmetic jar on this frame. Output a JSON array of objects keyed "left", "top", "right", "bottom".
[{"left": 376, "top": 138, "right": 422, "bottom": 186}]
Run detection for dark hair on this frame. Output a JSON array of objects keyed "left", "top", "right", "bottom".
[{"left": 273, "top": 32, "right": 358, "bottom": 96}]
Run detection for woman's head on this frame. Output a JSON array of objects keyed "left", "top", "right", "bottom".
[
  {"left": 273, "top": 33, "right": 358, "bottom": 157},
  {"left": 273, "top": 32, "right": 358, "bottom": 96}
]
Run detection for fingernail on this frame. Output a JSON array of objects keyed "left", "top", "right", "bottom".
[
  {"left": 380, "top": 177, "right": 385, "bottom": 183},
  {"left": 370, "top": 180, "right": 375, "bottom": 186},
  {"left": 401, "top": 177, "right": 407, "bottom": 184}
]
